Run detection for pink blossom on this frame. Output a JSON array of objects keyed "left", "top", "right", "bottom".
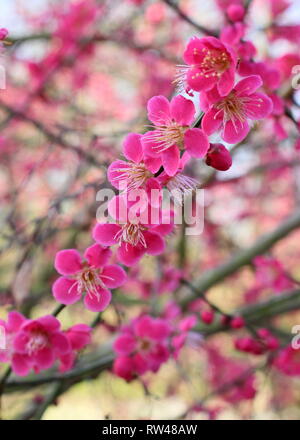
[
  {"left": 171, "top": 314, "right": 198, "bottom": 358},
  {"left": 0, "top": 312, "right": 70, "bottom": 376},
  {"left": 207, "top": 347, "right": 256, "bottom": 403},
  {"left": 276, "top": 54, "right": 300, "bottom": 82},
  {"left": 141, "top": 95, "right": 209, "bottom": 176},
  {"left": 273, "top": 347, "right": 300, "bottom": 376},
  {"left": 108, "top": 132, "right": 161, "bottom": 203},
  {"left": 180, "top": 36, "right": 237, "bottom": 96},
  {"left": 202, "top": 75, "right": 273, "bottom": 143},
  {"left": 237, "top": 61, "right": 281, "bottom": 91},
  {"left": 52, "top": 243, "right": 127, "bottom": 311},
  {"left": 156, "top": 152, "right": 199, "bottom": 203},
  {"left": 253, "top": 256, "right": 293, "bottom": 293},
  {"left": 268, "top": 0, "right": 291, "bottom": 18},
  {"left": 113, "top": 315, "right": 172, "bottom": 381},
  {"left": 93, "top": 196, "right": 173, "bottom": 266},
  {"left": 268, "top": 25, "right": 300, "bottom": 44},
  {"left": 0, "top": 28, "right": 8, "bottom": 40},
  {"left": 59, "top": 324, "right": 92, "bottom": 372}
]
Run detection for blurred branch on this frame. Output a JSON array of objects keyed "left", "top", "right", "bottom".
[
  {"left": 162, "top": 0, "right": 218, "bottom": 37},
  {"left": 197, "top": 288, "right": 300, "bottom": 337},
  {"left": 5, "top": 287, "right": 300, "bottom": 393},
  {"left": 0, "top": 100, "right": 105, "bottom": 169},
  {"left": 180, "top": 210, "right": 300, "bottom": 306}
]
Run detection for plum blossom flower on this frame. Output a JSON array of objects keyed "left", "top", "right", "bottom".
[
  {"left": 157, "top": 152, "right": 199, "bottom": 204},
  {"left": 108, "top": 132, "right": 161, "bottom": 204},
  {"left": 113, "top": 315, "right": 171, "bottom": 381},
  {"left": 93, "top": 195, "right": 173, "bottom": 266},
  {"left": 273, "top": 346, "right": 300, "bottom": 376},
  {"left": 253, "top": 256, "right": 293, "bottom": 293},
  {"left": 0, "top": 312, "right": 70, "bottom": 376},
  {"left": 206, "top": 347, "right": 256, "bottom": 403},
  {"left": 142, "top": 95, "right": 209, "bottom": 176},
  {"left": 59, "top": 324, "right": 92, "bottom": 372},
  {"left": 202, "top": 75, "right": 273, "bottom": 143},
  {"left": 178, "top": 36, "right": 237, "bottom": 96},
  {"left": 52, "top": 243, "right": 127, "bottom": 312}
]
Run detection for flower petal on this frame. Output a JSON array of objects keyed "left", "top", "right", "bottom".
[
  {"left": 141, "top": 131, "right": 164, "bottom": 158},
  {"left": 184, "top": 128, "right": 209, "bottom": 158},
  {"left": 34, "top": 347, "right": 55, "bottom": 370},
  {"left": 117, "top": 242, "right": 145, "bottom": 266},
  {"left": 202, "top": 107, "right": 223, "bottom": 135},
  {"left": 107, "top": 160, "right": 131, "bottom": 190},
  {"left": 144, "top": 231, "right": 165, "bottom": 255},
  {"left": 36, "top": 315, "right": 60, "bottom": 332},
  {"left": 12, "top": 353, "right": 30, "bottom": 376},
  {"left": 7, "top": 311, "right": 26, "bottom": 333},
  {"left": 245, "top": 92, "right": 273, "bottom": 119},
  {"left": 52, "top": 277, "right": 81, "bottom": 305},
  {"left": 123, "top": 133, "right": 143, "bottom": 163},
  {"left": 144, "top": 155, "right": 162, "bottom": 173},
  {"left": 51, "top": 333, "right": 70, "bottom": 354},
  {"left": 234, "top": 75, "right": 263, "bottom": 96},
  {"left": 84, "top": 288, "right": 112, "bottom": 312},
  {"left": 92, "top": 223, "right": 121, "bottom": 246},
  {"left": 13, "top": 332, "right": 29, "bottom": 353},
  {"left": 217, "top": 68, "right": 235, "bottom": 96},
  {"left": 101, "top": 264, "right": 127, "bottom": 288},
  {"left": 114, "top": 334, "right": 136, "bottom": 355},
  {"left": 186, "top": 68, "right": 216, "bottom": 92},
  {"left": 54, "top": 249, "right": 82, "bottom": 276},
  {"left": 222, "top": 119, "right": 250, "bottom": 143},
  {"left": 147, "top": 95, "right": 170, "bottom": 125},
  {"left": 170, "top": 95, "right": 195, "bottom": 125},
  {"left": 84, "top": 243, "right": 112, "bottom": 268},
  {"left": 161, "top": 145, "right": 180, "bottom": 176}
]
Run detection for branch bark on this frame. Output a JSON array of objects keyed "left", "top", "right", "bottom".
[{"left": 180, "top": 210, "right": 300, "bottom": 306}]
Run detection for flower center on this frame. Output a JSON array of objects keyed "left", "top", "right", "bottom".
[
  {"left": 216, "top": 92, "right": 247, "bottom": 124},
  {"left": 147, "top": 121, "right": 187, "bottom": 153},
  {"left": 72, "top": 266, "right": 108, "bottom": 298},
  {"left": 113, "top": 162, "right": 152, "bottom": 191},
  {"left": 198, "top": 47, "right": 230, "bottom": 78},
  {"left": 174, "top": 49, "right": 230, "bottom": 92},
  {"left": 26, "top": 331, "right": 48, "bottom": 355},
  {"left": 166, "top": 173, "right": 199, "bottom": 205},
  {"left": 138, "top": 338, "right": 152, "bottom": 352},
  {"left": 114, "top": 222, "right": 147, "bottom": 248}
]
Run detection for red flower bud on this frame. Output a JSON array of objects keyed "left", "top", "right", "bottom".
[
  {"left": 201, "top": 309, "right": 214, "bottom": 324},
  {"left": 205, "top": 144, "right": 232, "bottom": 171},
  {"left": 227, "top": 5, "right": 245, "bottom": 22},
  {"left": 230, "top": 316, "right": 245, "bottom": 329}
]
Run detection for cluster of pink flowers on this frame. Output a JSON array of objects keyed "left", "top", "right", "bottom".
[
  {"left": 90, "top": 30, "right": 274, "bottom": 288},
  {"left": 112, "top": 312, "right": 197, "bottom": 381},
  {"left": 0, "top": 311, "right": 91, "bottom": 376}
]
